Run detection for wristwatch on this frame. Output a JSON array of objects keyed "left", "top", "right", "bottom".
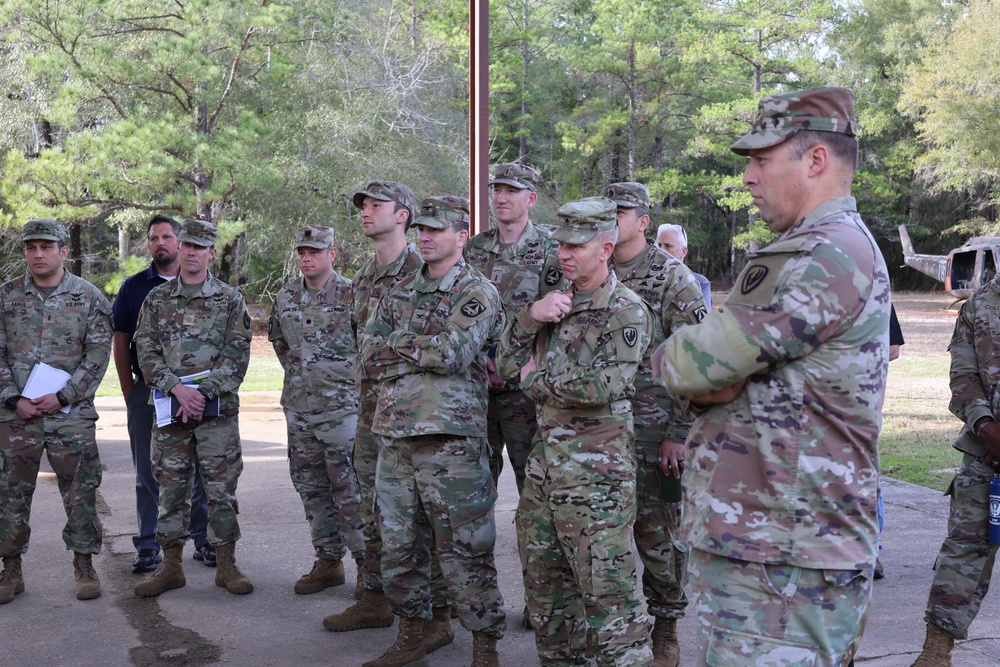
[{"left": 4, "top": 395, "right": 21, "bottom": 410}]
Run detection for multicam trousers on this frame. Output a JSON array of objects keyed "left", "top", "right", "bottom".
[
  {"left": 376, "top": 433, "right": 506, "bottom": 635},
  {"left": 689, "top": 549, "right": 871, "bottom": 666},
  {"left": 286, "top": 409, "right": 364, "bottom": 561},
  {"left": 0, "top": 416, "right": 102, "bottom": 556},
  {"left": 924, "top": 452, "right": 1000, "bottom": 639},
  {"left": 634, "top": 438, "right": 687, "bottom": 620},
  {"left": 152, "top": 414, "right": 243, "bottom": 548}
]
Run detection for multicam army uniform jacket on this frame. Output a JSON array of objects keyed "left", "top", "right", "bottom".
[
  {"left": 496, "top": 273, "right": 651, "bottom": 482},
  {"left": 611, "top": 244, "right": 707, "bottom": 444},
  {"left": 0, "top": 271, "right": 112, "bottom": 421},
  {"left": 656, "top": 196, "right": 890, "bottom": 573},
  {"left": 465, "top": 221, "right": 565, "bottom": 390},
  {"left": 948, "top": 277, "right": 1000, "bottom": 458},
  {"left": 362, "top": 258, "right": 503, "bottom": 439},
  {"left": 269, "top": 272, "right": 357, "bottom": 417},
  {"left": 135, "top": 273, "right": 251, "bottom": 413}
]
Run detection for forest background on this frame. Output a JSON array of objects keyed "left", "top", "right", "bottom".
[{"left": 0, "top": 0, "right": 995, "bottom": 299}]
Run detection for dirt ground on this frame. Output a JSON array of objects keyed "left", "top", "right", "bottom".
[{"left": 889, "top": 290, "right": 959, "bottom": 356}]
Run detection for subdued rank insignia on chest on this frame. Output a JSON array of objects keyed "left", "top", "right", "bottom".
[
  {"left": 244, "top": 311, "right": 252, "bottom": 330},
  {"left": 741, "top": 265, "right": 769, "bottom": 295},
  {"left": 544, "top": 266, "right": 563, "bottom": 287},
  {"left": 460, "top": 298, "right": 486, "bottom": 318},
  {"left": 693, "top": 306, "right": 708, "bottom": 322},
  {"left": 623, "top": 326, "right": 638, "bottom": 347}
]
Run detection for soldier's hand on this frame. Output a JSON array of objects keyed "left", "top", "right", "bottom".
[
  {"left": 691, "top": 378, "right": 747, "bottom": 408},
  {"left": 486, "top": 356, "right": 505, "bottom": 389},
  {"left": 659, "top": 440, "right": 685, "bottom": 479},
  {"left": 31, "top": 393, "right": 63, "bottom": 415},
  {"left": 529, "top": 292, "right": 572, "bottom": 324},
  {"left": 15, "top": 397, "right": 42, "bottom": 420},
  {"left": 171, "top": 384, "right": 206, "bottom": 423},
  {"left": 520, "top": 357, "right": 537, "bottom": 382},
  {"left": 977, "top": 419, "right": 1000, "bottom": 467}
]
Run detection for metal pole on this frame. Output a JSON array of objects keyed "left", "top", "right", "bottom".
[{"left": 470, "top": 0, "right": 489, "bottom": 236}]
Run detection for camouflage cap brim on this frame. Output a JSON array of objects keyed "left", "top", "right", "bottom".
[
  {"left": 730, "top": 86, "right": 857, "bottom": 156},
  {"left": 488, "top": 177, "right": 532, "bottom": 191},
  {"left": 550, "top": 226, "right": 599, "bottom": 244},
  {"left": 352, "top": 189, "right": 393, "bottom": 209}
]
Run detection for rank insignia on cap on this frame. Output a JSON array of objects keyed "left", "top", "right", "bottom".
[
  {"left": 623, "top": 327, "right": 638, "bottom": 347},
  {"left": 461, "top": 298, "right": 486, "bottom": 318},
  {"left": 741, "top": 265, "right": 769, "bottom": 295}
]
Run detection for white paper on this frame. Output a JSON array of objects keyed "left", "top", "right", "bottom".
[
  {"left": 22, "top": 362, "right": 73, "bottom": 414},
  {"left": 153, "top": 370, "right": 212, "bottom": 427}
]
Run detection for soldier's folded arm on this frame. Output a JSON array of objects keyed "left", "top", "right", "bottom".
[
  {"left": 59, "top": 295, "right": 113, "bottom": 405},
  {"left": 532, "top": 309, "right": 649, "bottom": 407},
  {"left": 658, "top": 250, "right": 864, "bottom": 398},
  {"left": 0, "top": 312, "right": 18, "bottom": 404},
  {"left": 947, "top": 296, "right": 993, "bottom": 429},
  {"left": 386, "top": 285, "right": 501, "bottom": 375},
  {"left": 359, "top": 311, "right": 418, "bottom": 382},
  {"left": 196, "top": 299, "right": 251, "bottom": 399}
]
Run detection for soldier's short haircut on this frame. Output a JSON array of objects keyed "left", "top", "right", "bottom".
[
  {"left": 787, "top": 130, "right": 859, "bottom": 172},
  {"left": 656, "top": 224, "right": 688, "bottom": 249},
  {"left": 594, "top": 228, "right": 619, "bottom": 246},
  {"left": 148, "top": 213, "right": 181, "bottom": 236}
]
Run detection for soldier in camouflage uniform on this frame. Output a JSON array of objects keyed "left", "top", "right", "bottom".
[
  {"left": 465, "top": 162, "right": 565, "bottom": 493},
  {"left": 0, "top": 220, "right": 112, "bottom": 605},
  {"left": 325, "top": 181, "right": 457, "bottom": 647},
  {"left": 133, "top": 219, "right": 254, "bottom": 598},
  {"left": 269, "top": 226, "right": 365, "bottom": 596},
  {"left": 497, "top": 197, "right": 654, "bottom": 667},
  {"left": 603, "top": 181, "right": 708, "bottom": 667},
  {"left": 360, "top": 196, "right": 506, "bottom": 667},
  {"left": 653, "top": 87, "right": 890, "bottom": 666},
  {"left": 910, "top": 282, "right": 1000, "bottom": 666}
]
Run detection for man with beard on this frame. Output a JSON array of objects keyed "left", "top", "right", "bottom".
[{"left": 112, "top": 214, "right": 213, "bottom": 574}]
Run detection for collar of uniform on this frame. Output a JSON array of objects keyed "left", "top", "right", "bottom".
[
  {"left": 373, "top": 243, "right": 421, "bottom": 280},
  {"left": 610, "top": 242, "right": 664, "bottom": 280},
  {"left": 167, "top": 272, "right": 224, "bottom": 298},
  {"left": 296, "top": 272, "right": 336, "bottom": 303},
  {"left": 480, "top": 219, "right": 541, "bottom": 254},
  {"left": 413, "top": 256, "right": 466, "bottom": 293},
  {"left": 568, "top": 270, "right": 618, "bottom": 313},
  {"left": 782, "top": 196, "right": 858, "bottom": 239},
  {"left": 23, "top": 267, "right": 73, "bottom": 298}
]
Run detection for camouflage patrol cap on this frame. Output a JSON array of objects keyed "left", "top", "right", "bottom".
[
  {"left": 295, "top": 225, "right": 334, "bottom": 249},
  {"left": 730, "top": 86, "right": 857, "bottom": 156},
  {"left": 22, "top": 219, "right": 67, "bottom": 243},
  {"left": 412, "top": 196, "right": 471, "bottom": 230},
  {"left": 351, "top": 181, "right": 416, "bottom": 217},
  {"left": 551, "top": 197, "right": 617, "bottom": 244},
  {"left": 489, "top": 163, "right": 540, "bottom": 191},
  {"left": 178, "top": 219, "right": 218, "bottom": 247},
  {"left": 601, "top": 182, "right": 650, "bottom": 209}
]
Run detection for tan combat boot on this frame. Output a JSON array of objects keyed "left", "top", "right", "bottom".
[
  {"left": 471, "top": 631, "right": 500, "bottom": 667},
  {"left": 910, "top": 623, "right": 955, "bottom": 667},
  {"left": 215, "top": 542, "right": 254, "bottom": 595},
  {"left": 361, "top": 615, "right": 429, "bottom": 667},
  {"left": 651, "top": 616, "right": 680, "bottom": 667},
  {"left": 0, "top": 555, "right": 25, "bottom": 604},
  {"left": 324, "top": 589, "right": 395, "bottom": 631},
  {"left": 424, "top": 604, "right": 455, "bottom": 653},
  {"left": 73, "top": 552, "right": 101, "bottom": 600},
  {"left": 135, "top": 544, "right": 186, "bottom": 597},
  {"left": 293, "top": 557, "right": 345, "bottom": 595}
]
